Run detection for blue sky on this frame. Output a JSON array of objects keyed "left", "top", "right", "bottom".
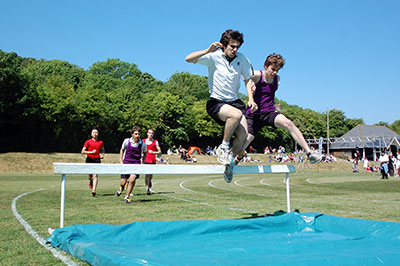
[{"left": 1, "top": 0, "right": 399, "bottom": 125}]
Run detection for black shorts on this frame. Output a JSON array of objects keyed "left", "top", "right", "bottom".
[
  {"left": 247, "top": 111, "right": 280, "bottom": 135},
  {"left": 86, "top": 157, "right": 101, "bottom": 163},
  {"left": 206, "top": 98, "right": 247, "bottom": 126},
  {"left": 120, "top": 174, "right": 140, "bottom": 179}
]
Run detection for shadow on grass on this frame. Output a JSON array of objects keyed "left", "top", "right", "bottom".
[
  {"left": 240, "top": 213, "right": 265, "bottom": 219},
  {"left": 136, "top": 199, "right": 167, "bottom": 203},
  {"left": 152, "top": 191, "right": 175, "bottom": 195},
  {"left": 96, "top": 193, "right": 119, "bottom": 197},
  {"left": 240, "top": 209, "right": 300, "bottom": 219}
]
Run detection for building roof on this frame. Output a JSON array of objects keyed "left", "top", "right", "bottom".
[{"left": 329, "top": 125, "right": 400, "bottom": 150}]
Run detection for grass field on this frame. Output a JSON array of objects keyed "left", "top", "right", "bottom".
[{"left": 1, "top": 152, "right": 399, "bottom": 265}]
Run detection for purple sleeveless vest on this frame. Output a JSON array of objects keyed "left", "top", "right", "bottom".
[
  {"left": 247, "top": 71, "right": 278, "bottom": 115},
  {"left": 123, "top": 140, "right": 142, "bottom": 164}
]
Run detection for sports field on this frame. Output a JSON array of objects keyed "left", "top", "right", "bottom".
[{"left": 1, "top": 153, "right": 399, "bottom": 265}]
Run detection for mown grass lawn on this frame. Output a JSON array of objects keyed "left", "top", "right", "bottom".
[{"left": 1, "top": 153, "right": 398, "bottom": 265}]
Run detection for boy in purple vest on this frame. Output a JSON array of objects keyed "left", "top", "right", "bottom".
[
  {"left": 116, "top": 126, "right": 147, "bottom": 203},
  {"left": 240, "top": 53, "right": 322, "bottom": 164}
]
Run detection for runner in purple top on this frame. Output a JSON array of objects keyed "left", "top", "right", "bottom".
[
  {"left": 239, "top": 53, "right": 323, "bottom": 164},
  {"left": 116, "top": 126, "right": 147, "bottom": 203}
]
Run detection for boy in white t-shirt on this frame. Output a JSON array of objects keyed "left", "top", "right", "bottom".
[{"left": 185, "top": 29, "right": 257, "bottom": 183}]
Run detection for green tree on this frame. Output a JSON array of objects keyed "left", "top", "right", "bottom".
[
  {"left": 122, "top": 91, "right": 188, "bottom": 149},
  {"left": 19, "top": 59, "right": 85, "bottom": 151},
  {"left": 325, "top": 109, "right": 350, "bottom": 138},
  {"left": 345, "top": 118, "right": 364, "bottom": 132},
  {"left": 0, "top": 51, "right": 29, "bottom": 151},
  {"left": 375, "top": 121, "right": 390, "bottom": 127},
  {"left": 164, "top": 72, "right": 209, "bottom": 104},
  {"left": 76, "top": 59, "right": 163, "bottom": 151},
  {"left": 0, "top": 51, "right": 26, "bottom": 115},
  {"left": 390, "top": 120, "right": 400, "bottom": 134},
  {"left": 0, "top": 51, "right": 374, "bottom": 153}
]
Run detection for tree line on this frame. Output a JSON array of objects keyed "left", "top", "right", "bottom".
[{"left": 1, "top": 50, "right": 398, "bottom": 153}]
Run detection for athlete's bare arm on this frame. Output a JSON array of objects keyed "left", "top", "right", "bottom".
[{"left": 185, "top": 42, "right": 222, "bottom": 63}]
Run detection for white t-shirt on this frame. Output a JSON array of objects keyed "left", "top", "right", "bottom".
[
  {"left": 363, "top": 158, "right": 369, "bottom": 168},
  {"left": 198, "top": 50, "right": 252, "bottom": 101},
  {"left": 396, "top": 157, "right": 400, "bottom": 168},
  {"left": 379, "top": 154, "right": 389, "bottom": 163}
]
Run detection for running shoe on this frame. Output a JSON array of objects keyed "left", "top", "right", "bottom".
[
  {"left": 91, "top": 191, "right": 96, "bottom": 197},
  {"left": 224, "top": 163, "right": 234, "bottom": 183},
  {"left": 116, "top": 187, "right": 123, "bottom": 197},
  {"left": 216, "top": 144, "right": 230, "bottom": 165},
  {"left": 224, "top": 153, "right": 235, "bottom": 183},
  {"left": 308, "top": 151, "right": 323, "bottom": 164},
  {"left": 124, "top": 196, "right": 131, "bottom": 203},
  {"left": 146, "top": 188, "right": 151, "bottom": 195}
]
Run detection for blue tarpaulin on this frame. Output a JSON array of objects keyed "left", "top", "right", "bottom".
[{"left": 46, "top": 212, "right": 400, "bottom": 265}]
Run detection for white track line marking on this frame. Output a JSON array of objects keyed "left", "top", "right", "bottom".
[
  {"left": 234, "top": 177, "right": 250, "bottom": 187},
  {"left": 12, "top": 187, "right": 78, "bottom": 266},
  {"left": 179, "top": 177, "right": 265, "bottom": 205},
  {"left": 208, "top": 179, "right": 269, "bottom": 198},
  {"left": 179, "top": 179, "right": 231, "bottom": 199},
  {"left": 306, "top": 178, "right": 316, "bottom": 184},
  {"left": 151, "top": 187, "right": 256, "bottom": 213}
]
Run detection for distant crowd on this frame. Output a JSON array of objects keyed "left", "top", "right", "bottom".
[
  {"left": 348, "top": 149, "right": 400, "bottom": 179},
  {"left": 167, "top": 144, "right": 335, "bottom": 164}
]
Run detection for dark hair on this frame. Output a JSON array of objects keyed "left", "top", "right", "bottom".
[
  {"left": 264, "top": 53, "right": 285, "bottom": 69},
  {"left": 131, "top": 126, "right": 142, "bottom": 134},
  {"left": 220, "top": 29, "right": 244, "bottom": 50},
  {"left": 91, "top": 126, "right": 99, "bottom": 132}
]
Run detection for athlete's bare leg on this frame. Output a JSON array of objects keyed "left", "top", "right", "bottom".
[
  {"left": 218, "top": 104, "right": 243, "bottom": 143},
  {"left": 274, "top": 114, "right": 311, "bottom": 153}
]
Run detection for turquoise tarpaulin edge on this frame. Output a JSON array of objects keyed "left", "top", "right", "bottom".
[{"left": 46, "top": 212, "right": 400, "bottom": 266}]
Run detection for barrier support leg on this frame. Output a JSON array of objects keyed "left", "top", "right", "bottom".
[
  {"left": 286, "top": 173, "right": 291, "bottom": 213},
  {"left": 60, "top": 174, "right": 66, "bottom": 228}
]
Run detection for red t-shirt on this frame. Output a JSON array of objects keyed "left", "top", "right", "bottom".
[
  {"left": 143, "top": 139, "right": 158, "bottom": 163},
  {"left": 83, "top": 139, "right": 104, "bottom": 159}
]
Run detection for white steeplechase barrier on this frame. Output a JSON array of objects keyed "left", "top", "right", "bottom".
[{"left": 54, "top": 163, "right": 296, "bottom": 228}]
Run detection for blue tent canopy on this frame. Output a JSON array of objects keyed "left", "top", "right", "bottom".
[{"left": 47, "top": 212, "right": 400, "bottom": 265}]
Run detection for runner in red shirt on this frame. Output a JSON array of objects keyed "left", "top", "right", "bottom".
[
  {"left": 143, "top": 129, "right": 161, "bottom": 195},
  {"left": 81, "top": 127, "right": 105, "bottom": 197}
]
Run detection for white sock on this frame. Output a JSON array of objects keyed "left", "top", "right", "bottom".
[
  {"left": 228, "top": 154, "right": 235, "bottom": 164},
  {"left": 222, "top": 141, "right": 229, "bottom": 147}
]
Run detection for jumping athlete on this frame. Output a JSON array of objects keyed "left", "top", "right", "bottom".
[
  {"left": 185, "top": 29, "right": 257, "bottom": 183},
  {"left": 239, "top": 53, "right": 323, "bottom": 164}
]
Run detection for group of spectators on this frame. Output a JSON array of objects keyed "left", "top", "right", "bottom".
[
  {"left": 168, "top": 144, "right": 335, "bottom": 165},
  {"left": 167, "top": 145, "right": 198, "bottom": 163},
  {"left": 264, "top": 146, "right": 336, "bottom": 164},
  {"left": 350, "top": 150, "right": 400, "bottom": 179},
  {"left": 168, "top": 145, "right": 217, "bottom": 157},
  {"left": 376, "top": 151, "right": 400, "bottom": 179}
]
